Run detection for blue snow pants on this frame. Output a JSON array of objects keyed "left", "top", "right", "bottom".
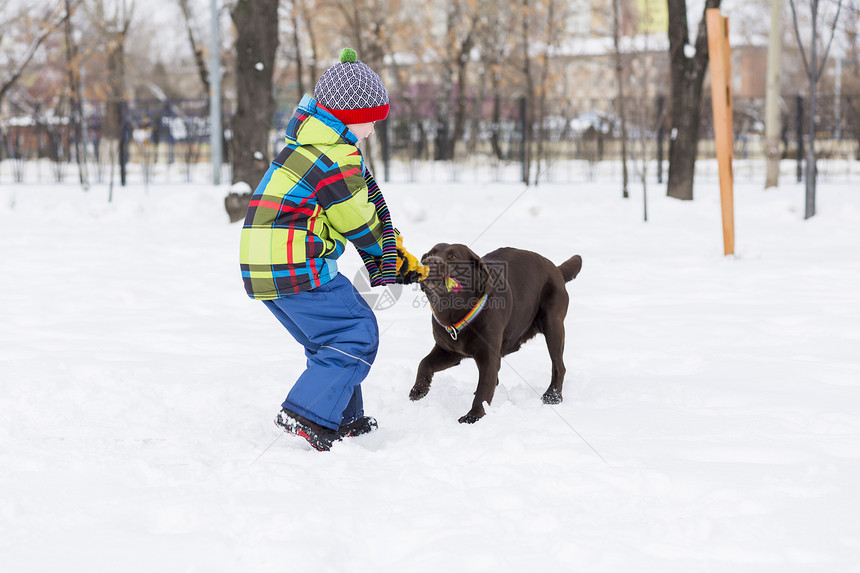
[{"left": 262, "top": 273, "right": 379, "bottom": 430}]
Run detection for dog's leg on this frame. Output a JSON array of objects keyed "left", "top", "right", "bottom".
[
  {"left": 540, "top": 312, "right": 567, "bottom": 405},
  {"left": 459, "top": 351, "right": 501, "bottom": 423},
  {"left": 411, "top": 345, "right": 463, "bottom": 401}
]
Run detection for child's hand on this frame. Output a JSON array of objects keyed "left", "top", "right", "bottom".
[{"left": 395, "top": 236, "right": 429, "bottom": 284}]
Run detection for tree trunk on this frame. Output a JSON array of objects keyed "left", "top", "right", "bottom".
[
  {"left": 290, "top": 1, "right": 305, "bottom": 100},
  {"left": 230, "top": 0, "right": 279, "bottom": 186},
  {"left": 535, "top": 0, "right": 561, "bottom": 185},
  {"left": 612, "top": 0, "right": 629, "bottom": 198},
  {"left": 804, "top": 0, "right": 819, "bottom": 219},
  {"left": 179, "top": 0, "right": 210, "bottom": 96},
  {"left": 789, "top": 0, "right": 843, "bottom": 218},
  {"left": 667, "top": 79, "right": 703, "bottom": 200},
  {"left": 449, "top": 31, "right": 475, "bottom": 160},
  {"left": 764, "top": 0, "right": 783, "bottom": 188},
  {"left": 63, "top": 0, "right": 88, "bottom": 189},
  {"left": 490, "top": 73, "right": 503, "bottom": 160},
  {"left": 520, "top": 0, "right": 534, "bottom": 184},
  {"left": 105, "top": 31, "right": 128, "bottom": 189},
  {"left": 301, "top": 0, "right": 319, "bottom": 86},
  {"left": 666, "top": 0, "right": 721, "bottom": 200}
]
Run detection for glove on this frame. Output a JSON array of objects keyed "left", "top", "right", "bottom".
[{"left": 395, "top": 235, "right": 429, "bottom": 284}]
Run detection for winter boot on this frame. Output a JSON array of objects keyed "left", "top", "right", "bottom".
[
  {"left": 274, "top": 408, "right": 340, "bottom": 451},
  {"left": 338, "top": 416, "right": 378, "bottom": 438}
]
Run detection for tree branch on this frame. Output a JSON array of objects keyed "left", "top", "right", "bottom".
[
  {"left": 789, "top": 0, "right": 812, "bottom": 77},
  {"left": 816, "top": 0, "right": 844, "bottom": 81},
  {"left": 178, "top": 0, "right": 210, "bottom": 95},
  {"left": 0, "top": 1, "right": 66, "bottom": 102}
]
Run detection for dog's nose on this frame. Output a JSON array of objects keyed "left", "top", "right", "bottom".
[
  {"left": 421, "top": 254, "right": 443, "bottom": 267},
  {"left": 421, "top": 255, "right": 446, "bottom": 279}
]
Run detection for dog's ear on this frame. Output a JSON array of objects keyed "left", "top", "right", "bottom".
[{"left": 471, "top": 252, "right": 493, "bottom": 295}]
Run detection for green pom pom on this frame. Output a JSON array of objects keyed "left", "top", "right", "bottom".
[{"left": 340, "top": 48, "right": 357, "bottom": 63}]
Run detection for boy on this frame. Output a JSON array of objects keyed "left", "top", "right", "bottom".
[{"left": 240, "top": 48, "right": 426, "bottom": 451}]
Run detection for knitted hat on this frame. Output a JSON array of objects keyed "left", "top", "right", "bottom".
[{"left": 314, "top": 48, "right": 389, "bottom": 124}]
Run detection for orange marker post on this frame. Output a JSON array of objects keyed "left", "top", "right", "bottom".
[{"left": 707, "top": 8, "right": 735, "bottom": 256}]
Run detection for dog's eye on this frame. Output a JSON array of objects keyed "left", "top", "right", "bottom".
[{"left": 446, "top": 253, "right": 458, "bottom": 260}]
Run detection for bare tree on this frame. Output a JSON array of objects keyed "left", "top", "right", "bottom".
[
  {"left": 789, "top": 0, "right": 843, "bottom": 219},
  {"left": 764, "top": 0, "right": 783, "bottom": 189},
  {"left": 384, "top": 2, "right": 438, "bottom": 169},
  {"left": 844, "top": 1, "right": 860, "bottom": 159},
  {"left": 331, "top": 0, "right": 391, "bottom": 70},
  {"left": 330, "top": 0, "right": 402, "bottom": 173},
  {"left": 85, "top": 0, "right": 136, "bottom": 191},
  {"left": 617, "top": 1, "right": 666, "bottom": 220},
  {"left": 0, "top": 1, "right": 65, "bottom": 105},
  {"left": 474, "top": 3, "right": 515, "bottom": 162},
  {"left": 280, "top": 0, "right": 325, "bottom": 101},
  {"left": 230, "top": 0, "right": 279, "bottom": 185},
  {"left": 533, "top": 0, "right": 566, "bottom": 184},
  {"left": 177, "top": 0, "right": 210, "bottom": 96},
  {"left": 612, "top": 0, "right": 630, "bottom": 198},
  {"left": 666, "top": 0, "right": 721, "bottom": 200},
  {"left": 287, "top": 0, "right": 306, "bottom": 99},
  {"left": 434, "top": 0, "right": 480, "bottom": 161},
  {"left": 518, "top": 0, "right": 535, "bottom": 183},
  {"left": 63, "top": 0, "right": 89, "bottom": 189}
]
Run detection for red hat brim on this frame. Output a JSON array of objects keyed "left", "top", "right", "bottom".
[{"left": 319, "top": 103, "right": 389, "bottom": 125}]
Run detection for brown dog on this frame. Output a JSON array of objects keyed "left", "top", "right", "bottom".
[{"left": 411, "top": 243, "right": 582, "bottom": 423}]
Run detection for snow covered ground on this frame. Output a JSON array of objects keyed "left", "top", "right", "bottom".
[{"left": 1, "top": 165, "right": 859, "bottom": 572}]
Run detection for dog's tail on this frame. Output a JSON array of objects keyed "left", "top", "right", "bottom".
[{"left": 558, "top": 255, "right": 582, "bottom": 282}]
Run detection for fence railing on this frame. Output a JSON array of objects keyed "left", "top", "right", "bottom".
[{"left": 2, "top": 95, "right": 858, "bottom": 186}]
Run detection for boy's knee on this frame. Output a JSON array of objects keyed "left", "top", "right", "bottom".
[{"left": 363, "top": 326, "right": 380, "bottom": 361}]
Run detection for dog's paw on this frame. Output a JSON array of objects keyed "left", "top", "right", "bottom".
[
  {"left": 542, "top": 389, "right": 563, "bottom": 405},
  {"left": 409, "top": 383, "right": 430, "bottom": 401},
  {"left": 458, "top": 409, "right": 485, "bottom": 424}
]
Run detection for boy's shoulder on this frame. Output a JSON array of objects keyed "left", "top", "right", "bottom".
[
  {"left": 322, "top": 142, "right": 361, "bottom": 165},
  {"left": 289, "top": 139, "right": 360, "bottom": 169}
]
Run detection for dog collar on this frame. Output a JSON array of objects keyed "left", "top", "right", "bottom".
[{"left": 432, "top": 293, "right": 489, "bottom": 340}]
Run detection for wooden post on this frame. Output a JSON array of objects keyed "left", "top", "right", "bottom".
[{"left": 706, "top": 9, "right": 735, "bottom": 256}]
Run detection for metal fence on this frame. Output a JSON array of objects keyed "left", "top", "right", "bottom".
[
  {"left": 0, "top": 98, "right": 227, "bottom": 186},
  {"left": 2, "top": 94, "right": 858, "bottom": 186}
]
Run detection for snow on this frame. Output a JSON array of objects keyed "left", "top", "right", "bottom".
[
  {"left": 230, "top": 181, "right": 252, "bottom": 194},
  {"left": 2, "top": 164, "right": 860, "bottom": 571}
]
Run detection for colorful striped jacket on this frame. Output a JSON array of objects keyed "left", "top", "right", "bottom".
[{"left": 240, "top": 95, "right": 398, "bottom": 299}]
